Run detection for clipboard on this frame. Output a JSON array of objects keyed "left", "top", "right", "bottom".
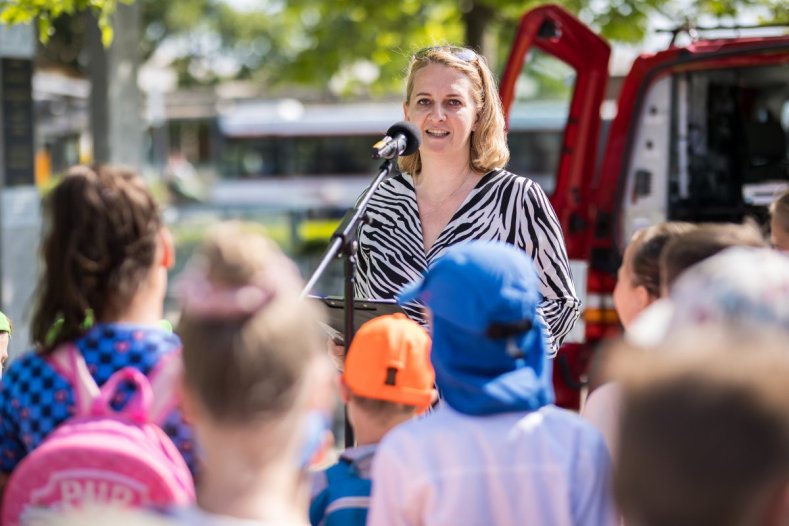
[{"left": 310, "top": 296, "right": 405, "bottom": 345}]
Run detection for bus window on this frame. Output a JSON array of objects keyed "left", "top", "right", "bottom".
[{"left": 221, "top": 135, "right": 381, "bottom": 178}]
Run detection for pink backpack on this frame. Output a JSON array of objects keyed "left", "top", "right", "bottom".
[{"left": 2, "top": 344, "right": 195, "bottom": 525}]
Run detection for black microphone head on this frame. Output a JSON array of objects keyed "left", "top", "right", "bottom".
[{"left": 386, "top": 121, "right": 421, "bottom": 156}]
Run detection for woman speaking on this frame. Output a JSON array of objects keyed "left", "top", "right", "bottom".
[{"left": 355, "top": 46, "right": 580, "bottom": 356}]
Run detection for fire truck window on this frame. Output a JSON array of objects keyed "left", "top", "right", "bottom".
[
  {"left": 506, "top": 48, "right": 574, "bottom": 195},
  {"left": 669, "top": 64, "right": 789, "bottom": 224}
]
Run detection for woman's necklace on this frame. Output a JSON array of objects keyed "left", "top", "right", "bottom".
[{"left": 417, "top": 170, "right": 475, "bottom": 220}]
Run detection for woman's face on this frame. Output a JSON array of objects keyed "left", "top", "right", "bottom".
[
  {"left": 770, "top": 216, "right": 789, "bottom": 252},
  {"left": 613, "top": 244, "right": 651, "bottom": 329},
  {"left": 404, "top": 63, "right": 478, "bottom": 160}
]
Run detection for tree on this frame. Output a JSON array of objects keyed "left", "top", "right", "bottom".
[
  {"left": 140, "top": 0, "right": 292, "bottom": 87},
  {"left": 272, "top": 0, "right": 788, "bottom": 96},
  {"left": 1, "top": 0, "right": 144, "bottom": 167},
  {"left": 0, "top": 0, "right": 132, "bottom": 45},
  {"left": 5, "top": 0, "right": 786, "bottom": 98}
]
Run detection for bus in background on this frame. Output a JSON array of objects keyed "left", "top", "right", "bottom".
[{"left": 212, "top": 99, "right": 568, "bottom": 210}]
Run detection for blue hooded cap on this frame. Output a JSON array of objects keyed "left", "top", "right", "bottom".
[{"left": 398, "top": 241, "right": 554, "bottom": 415}]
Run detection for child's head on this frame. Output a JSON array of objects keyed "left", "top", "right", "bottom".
[
  {"left": 614, "top": 222, "right": 695, "bottom": 328},
  {"left": 177, "top": 222, "right": 325, "bottom": 430},
  {"left": 398, "top": 240, "right": 551, "bottom": 416},
  {"left": 666, "top": 247, "right": 789, "bottom": 335},
  {"left": 769, "top": 190, "right": 789, "bottom": 252},
  {"left": 31, "top": 165, "right": 171, "bottom": 353},
  {"left": 341, "top": 314, "right": 435, "bottom": 435},
  {"left": 660, "top": 222, "right": 767, "bottom": 295},
  {"left": 613, "top": 329, "right": 789, "bottom": 526}
]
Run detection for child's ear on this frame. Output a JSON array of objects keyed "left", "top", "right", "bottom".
[
  {"left": 338, "top": 376, "right": 352, "bottom": 405},
  {"left": 416, "top": 388, "right": 439, "bottom": 415},
  {"left": 178, "top": 374, "right": 198, "bottom": 425},
  {"left": 160, "top": 228, "right": 175, "bottom": 270},
  {"left": 634, "top": 284, "right": 652, "bottom": 311}
]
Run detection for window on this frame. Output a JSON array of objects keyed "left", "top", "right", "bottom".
[
  {"left": 506, "top": 48, "right": 574, "bottom": 195},
  {"left": 220, "top": 135, "right": 381, "bottom": 179}
]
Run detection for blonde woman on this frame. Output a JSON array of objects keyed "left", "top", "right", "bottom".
[{"left": 355, "top": 46, "right": 579, "bottom": 357}]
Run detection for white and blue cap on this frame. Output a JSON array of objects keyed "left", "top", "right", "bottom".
[
  {"left": 668, "top": 246, "right": 789, "bottom": 335},
  {"left": 398, "top": 240, "right": 553, "bottom": 415}
]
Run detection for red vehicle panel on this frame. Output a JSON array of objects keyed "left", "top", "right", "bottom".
[{"left": 500, "top": 4, "right": 789, "bottom": 408}]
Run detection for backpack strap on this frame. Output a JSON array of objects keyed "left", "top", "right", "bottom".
[
  {"left": 47, "top": 344, "right": 101, "bottom": 417},
  {"left": 322, "top": 459, "right": 372, "bottom": 525},
  {"left": 48, "top": 344, "right": 182, "bottom": 425},
  {"left": 147, "top": 350, "right": 184, "bottom": 426}
]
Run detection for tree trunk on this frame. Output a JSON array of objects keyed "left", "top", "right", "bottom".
[
  {"left": 87, "top": 3, "right": 143, "bottom": 169},
  {"left": 108, "top": 1, "right": 143, "bottom": 170},
  {"left": 462, "top": 3, "right": 495, "bottom": 57},
  {"left": 87, "top": 11, "right": 109, "bottom": 163}
]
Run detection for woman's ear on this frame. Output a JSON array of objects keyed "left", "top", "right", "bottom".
[
  {"left": 159, "top": 228, "right": 175, "bottom": 270},
  {"left": 402, "top": 101, "right": 410, "bottom": 122}
]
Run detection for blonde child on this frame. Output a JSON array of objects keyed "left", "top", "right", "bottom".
[{"left": 173, "top": 222, "right": 332, "bottom": 525}]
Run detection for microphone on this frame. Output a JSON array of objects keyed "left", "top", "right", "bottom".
[{"left": 372, "top": 122, "right": 421, "bottom": 159}]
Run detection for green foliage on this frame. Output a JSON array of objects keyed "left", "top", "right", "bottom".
[
  {"left": 5, "top": 0, "right": 786, "bottom": 94},
  {"left": 0, "top": 0, "right": 134, "bottom": 45},
  {"left": 691, "top": 0, "right": 788, "bottom": 19},
  {"left": 271, "top": 0, "right": 788, "bottom": 97},
  {"left": 269, "top": 0, "right": 476, "bottom": 96}
]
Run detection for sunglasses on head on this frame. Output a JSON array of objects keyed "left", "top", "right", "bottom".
[{"left": 414, "top": 45, "right": 478, "bottom": 63}]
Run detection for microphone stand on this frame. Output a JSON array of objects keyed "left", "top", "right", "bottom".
[{"left": 301, "top": 158, "right": 398, "bottom": 447}]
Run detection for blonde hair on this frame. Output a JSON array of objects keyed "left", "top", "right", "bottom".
[
  {"left": 177, "top": 221, "right": 325, "bottom": 425},
  {"left": 398, "top": 46, "right": 509, "bottom": 176}
]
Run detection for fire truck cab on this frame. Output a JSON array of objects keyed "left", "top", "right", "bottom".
[{"left": 499, "top": 4, "right": 789, "bottom": 408}]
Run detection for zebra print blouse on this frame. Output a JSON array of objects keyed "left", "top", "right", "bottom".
[{"left": 355, "top": 168, "right": 581, "bottom": 356}]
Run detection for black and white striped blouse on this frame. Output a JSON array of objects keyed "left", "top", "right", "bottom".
[{"left": 354, "top": 168, "right": 580, "bottom": 357}]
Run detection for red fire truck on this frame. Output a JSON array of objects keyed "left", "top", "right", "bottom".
[{"left": 499, "top": 4, "right": 789, "bottom": 408}]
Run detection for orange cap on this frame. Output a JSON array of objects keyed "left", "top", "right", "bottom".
[{"left": 343, "top": 313, "right": 434, "bottom": 412}]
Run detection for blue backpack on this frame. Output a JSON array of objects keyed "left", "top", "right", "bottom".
[{"left": 309, "top": 458, "right": 372, "bottom": 526}]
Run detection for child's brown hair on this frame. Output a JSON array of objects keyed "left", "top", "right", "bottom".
[
  {"left": 660, "top": 222, "right": 766, "bottom": 293},
  {"left": 31, "top": 165, "right": 162, "bottom": 353},
  {"left": 626, "top": 222, "right": 696, "bottom": 298},
  {"left": 348, "top": 395, "right": 421, "bottom": 426}
]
